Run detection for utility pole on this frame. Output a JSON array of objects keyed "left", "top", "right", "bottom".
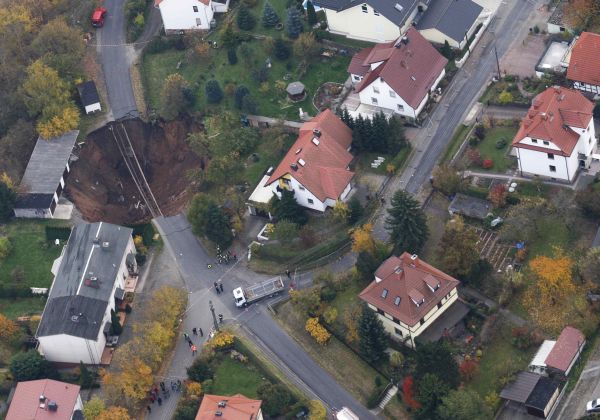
[
  {"left": 209, "top": 300, "right": 219, "bottom": 332},
  {"left": 494, "top": 46, "right": 501, "bottom": 80}
]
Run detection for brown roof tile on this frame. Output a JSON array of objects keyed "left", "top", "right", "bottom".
[
  {"left": 196, "top": 394, "right": 262, "bottom": 420},
  {"left": 349, "top": 28, "right": 448, "bottom": 108},
  {"left": 267, "top": 109, "right": 354, "bottom": 202},
  {"left": 359, "top": 253, "right": 460, "bottom": 326},
  {"left": 512, "top": 86, "right": 593, "bottom": 156},
  {"left": 567, "top": 32, "right": 600, "bottom": 86},
  {"left": 544, "top": 326, "right": 585, "bottom": 373},
  {"left": 6, "top": 379, "right": 80, "bottom": 420}
]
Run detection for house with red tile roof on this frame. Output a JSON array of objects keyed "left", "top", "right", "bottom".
[
  {"left": 261, "top": 109, "right": 354, "bottom": 212},
  {"left": 545, "top": 326, "right": 585, "bottom": 376},
  {"left": 512, "top": 86, "right": 597, "bottom": 182},
  {"left": 566, "top": 32, "right": 600, "bottom": 95},
  {"left": 196, "top": 394, "right": 263, "bottom": 420},
  {"left": 347, "top": 28, "right": 447, "bottom": 120},
  {"left": 359, "top": 252, "right": 469, "bottom": 349},
  {"left": 6, "top": 379, "right": 82, "bottom": 420},
  {"left": 156, "top": 0, "right": 228, "bottom": 33}
]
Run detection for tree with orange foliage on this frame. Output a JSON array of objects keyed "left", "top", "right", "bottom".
[
  {"left": 305, "top": 317, "right": 331, "bottom": 345},
  {"left": 0, "top": 313, "right": 20, "bottom": 342},
  {"left": 564, "top": 0, "right": 600, "bottom": 29},
  {"left": 488, "top": 184, "right": 507, "bottom": 208},
  {"left": 529, "top": 249, "right": 575, "bottom": 302},
  {"left": 96, "top": 406, "right": 131, "bottom": 420}
]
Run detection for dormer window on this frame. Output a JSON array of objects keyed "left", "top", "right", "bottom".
[
  {"left": 362, "top": 3, "right": 368, "bottom": 13},
  {"left": 381, "top": 288, "right": 388, "bottom": 298},
  {"left": 424, "top": 274, "right": 440, "bottom": 292},
  {"left": 543, "top": 141, "right": 550, "bottom": 146},
  {"left": 409, "top": 289, "right": 425, "bottom": 307}
]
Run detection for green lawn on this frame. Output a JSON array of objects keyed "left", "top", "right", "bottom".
[
  {"left": 0, "top": 220, "right": 63, "bottom": 288},
  {"left": 441, "top": 124, "right": 470, "bottom": 163},
  {"left": 470, "top": 126, "right": 518, "bottom": 173},
  {"left": 0, "top": 297, "right": 46, "bottom": 319},
  {"left": 142, "top": 28, "right": 350, "bottom": 120},
  {"left": 211, "top": 357, "right": 267, "bottom": 398},
  {"left": 467, "top": 322, "right": 535, "bottom": 399},
  {"left": 527, "top": 215, "right": 571, "bottom": 258},
  {"left": 243, "top": 129, "right": 296, "bottom": 186}
]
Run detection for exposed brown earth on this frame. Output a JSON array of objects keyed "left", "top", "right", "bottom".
[{"left": 65, "top": 118, "right": 203, "bottom": 224}]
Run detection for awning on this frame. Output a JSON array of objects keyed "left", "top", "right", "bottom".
[{"left": 418, "top": 300, "right": 470, "bottom": 343}]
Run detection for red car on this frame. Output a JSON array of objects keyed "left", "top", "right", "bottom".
[{"left": 91, "top": 7, "right": 107, "bottom": 27}]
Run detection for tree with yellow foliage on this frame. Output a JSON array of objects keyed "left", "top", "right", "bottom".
[
  {"left": 529, "top": 249, "right": 575, "bottom": 301},
  {"left": 185, "top": 381, "right": 203, "bottom": 399},
  {"left": 351, "top": 223, "right": 376, "bottom": 254},
  {"left": 305, "top": 317, "right": 331, "bottom": 345},
  {"left": 102, "top": 358, "right": 153, "bottom": 408},
  {"left": 133, "top": 235, "right": 147, "bottom": 256},
  {"left": 308, "top": 400, "right": 327, "bottom": 420},
  {"left": 96, "top": 406, "right": 131, "bottom": 420},
  {"left": 0, "top": 313, "right": 20, "bottom": 342},
  {"left": 332, "top": 200, "right": 350, "bottom": 222},
  {"left": 144, "top": 285, "right": 187, "bottom": 328},
  {"left": 36, "top": 105, "right": 79, "bottom": 139}
]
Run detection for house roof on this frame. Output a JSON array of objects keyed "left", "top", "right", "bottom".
[
  {"left": 416, "top": 0, "right": 482, "bottom": 43},
  {"left": 37, "top": 222, "right": 133, "bottom": 340},
  {"left": 19, "top": 131, "right": 78, "bottom": 195},
  {"left": 196, "top": 394, "right": 262, "bottom": 420},
  {"left": 313, "top": 0, "right": 420, "bottom": 26},
  {"left": 525, "top": 376, "right": 559, "bottom": 410},
  {"left": 448, "top": 193, "right": 491, "bottom": 220},
  {"left": 350, "top": 28, "right": 448, "bottom": 108},
  {"left": 286, "top": 81, "right": 305, "bottom": 95},
  {"left": 6, "top": 379, "right": 80, "bottom": 420},
  {"left": 544, "top": 326, "right": 585, "bottom": 372},
  {"left": 76, "top": 81, "right": 100, "bottom": 107},
  {"left": 14, "top": 193, "right": 55, "bottom": 210},
  {"left": 500, "top": 371, "right": 542, "bottom": 403},
  {"left": 566, "top": 32, "right": 600, "bottom": 87},
  {"left": 359, "top": 252, "right": 460, "bottom": 327},
  {"left": 529, "top": 340, "right": 556, "bottom": 368},
  {"left": 266, "top": 109, "right": 354, "bottom": 202},
  {"left": 512, "top": 86, "right": 593, "bottom": 156}
]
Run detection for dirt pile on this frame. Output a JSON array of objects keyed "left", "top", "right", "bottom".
[{"left": 65, "top": 118, "right": 203, "bottom": 224}]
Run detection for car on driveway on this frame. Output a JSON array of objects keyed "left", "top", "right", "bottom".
[
  {"left": 587, "top": 399, "right": 600, "bottom": 413},
  {"left": 91, "top": 7, "right": 107, "bottom": 27}
]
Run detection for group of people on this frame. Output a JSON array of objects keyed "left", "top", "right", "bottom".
[
  {"left": 146, "top": 380, "right": 181, "bottom": 412},
  {"left": 214, "top": 281, "right": 224, "bottom": 294},
  {"left": 184, "top": 330, "right": 203, "bottom": 356}
]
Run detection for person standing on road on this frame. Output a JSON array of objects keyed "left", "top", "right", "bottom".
[
  {"left": 147, "top": 406, "right": 151, "bottom": 413},
  {"left": 191, "top": 345, "right": 197, "bottom": 356},
  {"left": 285, "top": 269, "right": 291, "bottom": 279},
  {"left": 183, "top": 332, "right": 189, "bottom": 340},
  {"left": 199, "top": 327, "right": 203, "bottom": 337},
  {"left": 192, "top": 327, "right": 197, "bottom": 335},
  {"left": 157, "top": 397, "right": 162, "bottom": 406},
  {"left": 219, "top": 283, "right": 224, "bottom": 293}
]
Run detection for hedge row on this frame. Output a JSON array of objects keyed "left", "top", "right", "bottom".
[{"left": 45, "top": 226, "right": 71, "bottom": 242}]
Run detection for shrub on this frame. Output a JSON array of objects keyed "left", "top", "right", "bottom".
[
  {"left": 319, "top": 286, "right": 336, "bottom": 302},
  {"left": 498, "top": 90, "right": 514, "bottom": 105},
  {"left": 474, "top": 124, "right": 485, "bottom": 140},
  {"left": 241, "top": 95, "right": 258, "bottom": 114},
  {"left": 205, "top": 79, "right": 223, "bottom": 103},
  {"left": 234, "top": 85, "right": 250, "bottom": 109},
  {"left": 286, "top": 7, "right": 303, "bottom": 39},
  {"left": 227, "top": 47, "right": 238, "bottom": 65},
  {"left": 187, "top": 359, "right": 213, "bottom": 382},
  {"left": 274, "top": 38, "right": 291, "bottom": 60},
  {"left": 305, "top": 317, "right": 331, "bottom": 345},
  {"left": 237, "top": 5, "right": 256, "bottom": 31},
  {"left": 45, "top": 226, "right": 72, "bottom": 241},
  {"left": 482, "top": 159, "right": 493, "bottom": 169},
  {"left": 262, "top": 1, "right": 280, "bottom": 27},
  {"left": 10, "top": 351, "right": 56, "bottom": 381},
  {"left": 467, "top": 149, "right": 482, "bottom": 166},
  {"left": 0, "top": 236, "right": 12, "bottom": 260},
  {"left": 495, "top": 138, "right": 507, "bottom": 149}
]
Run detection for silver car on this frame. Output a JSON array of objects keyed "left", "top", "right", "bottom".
[{"left": 587, "top": 399, "right": 600, "bottom": 413}]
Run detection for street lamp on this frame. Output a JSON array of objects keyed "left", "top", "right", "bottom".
[{"left": 209, "top": 300, "right": 219, "bottom": 332}]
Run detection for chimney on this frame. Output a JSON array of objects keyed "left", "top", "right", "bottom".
[
  {"left": 48, "top": 402, "right": 58, "bottom": 412},
  {"left": 313, "top": 129, "right": 321, "bottom": 138},
  {"left": 290, "top": 163, "right": 298, "bottom": 171},
  {"left": 218, "top": 401, "right": 227, "bottom": 408},
  {"left": 215, "top": 411, "right": 223, "bottom": 417}
]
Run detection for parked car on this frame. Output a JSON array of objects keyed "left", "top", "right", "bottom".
[
  {"left": 587, "top": 399, "right": 600, "bottom": 413},
  {"left": 91, "top": 7, "right": 107, "bottom": 27}
]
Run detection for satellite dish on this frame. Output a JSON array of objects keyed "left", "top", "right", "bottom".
[
  {"left": 508, "top": 187, "right": 515, "bottom": 193},
  {"left": 511, "top": 182, "right": 517, "bottom": 188}
]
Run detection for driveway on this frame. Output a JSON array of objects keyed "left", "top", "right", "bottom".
[
  {"left": 372, "top": 0, "right": 541, "bottom": 241},
  {"left": 96, "top": 0, "right": 139, "bottom": 120}
]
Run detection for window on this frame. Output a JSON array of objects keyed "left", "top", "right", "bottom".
[
  {"left": 394, "top": 296, "right": 401, "bottom": 306},
  {"left": 394, "top": 327, "right": 403, "bottom": 336},
  {"left": 361, "top": 3, "right": 368, "bottom": 12},
  {"left": 543, "top": 141, "right": 550, "bottom": 146},
  {"left": 299, "top": 185, "right": 305, "bottom": 190},
  {"left": 437, "top": 302, "right": 442, "bottom": 309},
  {"left": 353, "top": 75, "right": 360, "bottom": 81},
  {"left": 397, "top": 104, "right": 404, "bottom": 112},
  {"left": 373, "top": 86, "right": 380, "bottom": 94},
  {"left": 547, "top": 153, "right": 554, "bottom": 160},
  {"left": 374, "top": 9, "right": 380, "bottom": 15},
  {"left": 377, "top": 308, "right": 385, "bottom": 315},
  {"left": 307, "top": 198, "right": 314, "bottom": 204},
  {"left": 389, "top": 90, "right": 396, "bottom": 98},
  {"left": 531, "top": 139, "right": 538, "bottom": 143},
  {"left": 419, "top": 318, "right": 425, "bottom": 326},
  {"left": 381, "top": 288, "right": 388, "bottom": 298},
  {"left": 392, "top": 317, "right": 400, "bottom": 324},
  {"left": 193, "top": 5, "right": 198, "bottom": 12},
  {"left": 549, "top": 165, "right": 556, "bottom": 172},
  {"left": 371, "top": 97, "right": 378, "bottom": 105},
  {"left": 196, "top": 18, "right": 202, "bottom": 25}
]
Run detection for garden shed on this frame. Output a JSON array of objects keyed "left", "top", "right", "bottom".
[
  {"left": 448, "top": 193, "right": 491, "bottom": 220},
  {"left": 286, "top": 81, "right": 306, "bottom": 101}
]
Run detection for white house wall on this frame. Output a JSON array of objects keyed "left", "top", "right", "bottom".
[
  {"left": 516, "top": 146, "right": 579, "bottom": 181},
  {"left": 324, "top": 5, "right": 401, "bottom": 43},
  {"left": 38, "top": 332, "right": 105, "bottom": 364},
  {"left": 84, "top": 103, "right": 102, "bottom": 114},
  {"left": 270, "top": 178, "right": 327, "bottom": 212},
  {"left": 159, "top": 0, "right": 214, "bottom": 31},
  {"left": 370, "top": 288, "right": 458, "bottom": 348},
  {"left": 358, "top": 79, "right": 419, "bottom": 118}
]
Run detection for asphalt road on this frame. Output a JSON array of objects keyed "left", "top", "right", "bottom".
[
  {"left": 372, "top": 0, "right": 539, "bottom": 240},
  {"left": 150, "top": 215, "right": 375, "bottom": 420},
  {"left": 96, "top": 0, "right": 139, "bottom": 120}
]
